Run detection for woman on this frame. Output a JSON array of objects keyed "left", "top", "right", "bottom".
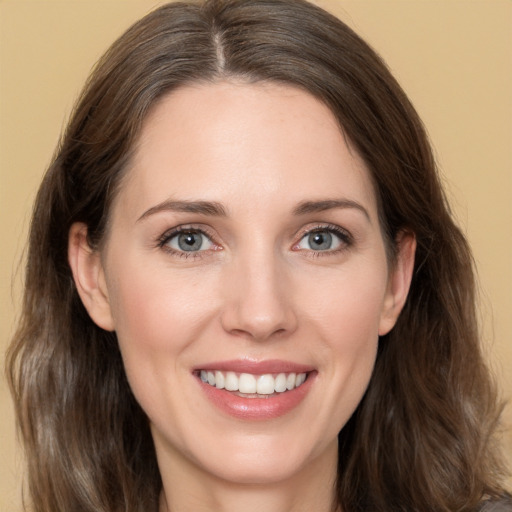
[{"left": 6, "top": 0, "right": 510, "bottom": 510}]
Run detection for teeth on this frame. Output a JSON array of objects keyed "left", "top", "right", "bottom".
[
  {"left": 239, "top": 373, "right": 257, "bottom": 393},
  {"left": 275, "top": 373, "right": 287, "bottom": 392},
  {"left": 286, "top": 373, "right": 296, "bottom": 390},
  {"left": 225, "top": 371, "right": 238, "bottom": 391},
  {"left": 199, "top": 370, "right": 308, "bottom": 394},
  {"left": 215, "top": 370, "right": 225, "bottom": 390},
  {"left": 296, "top": 373, "right": 306, "bottom": 386},
  {"left": 256, "top": 374, "right": 275, "bottom": 395}
]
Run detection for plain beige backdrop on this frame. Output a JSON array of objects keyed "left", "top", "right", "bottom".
[{"left": 1, "top": 1, "right": 510, "bottom": 510}]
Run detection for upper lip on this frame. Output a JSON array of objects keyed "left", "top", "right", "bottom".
[{"left": 193, "top": 359, "right": 315, "bottom": 375}]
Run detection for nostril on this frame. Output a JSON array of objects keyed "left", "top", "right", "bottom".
[
  {"left": 219, "top": 276, "right": 298, "bottom": 339},
  {"left": 226, "top": 326, "right": 290, "bottom": 341}
]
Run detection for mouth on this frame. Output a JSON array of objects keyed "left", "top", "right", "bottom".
[
  {"left": 196, "top": 370, "right": 309, "bottom": 398},
  {"left": 193, "top": 361, "right": 316, "bottom": 420}
]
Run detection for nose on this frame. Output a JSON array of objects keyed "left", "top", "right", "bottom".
[{"left": 220, "top": 250, "right": 298, "bottom": 341}]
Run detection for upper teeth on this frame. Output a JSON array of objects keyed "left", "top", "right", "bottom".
[{"left": 199, "top": 370, "right": 307, "bottom": 395}]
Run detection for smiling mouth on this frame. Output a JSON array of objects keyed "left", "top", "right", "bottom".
[{"left": 197, "top": 370, "right": 309, "bottom": 398}]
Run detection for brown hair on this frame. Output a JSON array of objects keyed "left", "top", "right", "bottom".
[{"left": 7, "top": 0, "right": 508, "bottom": 510}]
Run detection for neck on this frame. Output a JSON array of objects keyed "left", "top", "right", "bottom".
[{"left": 157, "top": 439, "right": 339, "bottom": 512}]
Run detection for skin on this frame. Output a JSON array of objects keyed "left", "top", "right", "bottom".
[{"left": 69, "top": 81, "right": 415, "bottom": 512}]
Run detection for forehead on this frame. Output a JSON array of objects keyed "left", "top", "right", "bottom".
[{"left": 116, "top": 81, "right": 378, "bottom": 220}]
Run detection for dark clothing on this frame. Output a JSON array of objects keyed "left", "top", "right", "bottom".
[{"left": 480, "top": 496, "right": 512, "bottom": 511}]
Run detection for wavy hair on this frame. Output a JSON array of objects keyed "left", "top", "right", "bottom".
[{"left": 7, "top": 0, "right": 508, "bottom": 510}]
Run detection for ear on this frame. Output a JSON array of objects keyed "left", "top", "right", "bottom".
[
  {"left": 68, "top": 223, "right": 115, "bottom": 331},
  {"left": 378, "top": 231, "right": 416, "bottom": 336}
]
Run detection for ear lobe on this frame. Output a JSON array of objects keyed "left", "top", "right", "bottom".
[
  {"left": 378, "top": 231, "right": 416, "bottom": 336},
  {"left": 68, "top": 223, "right": 115, "bottom": 331}
]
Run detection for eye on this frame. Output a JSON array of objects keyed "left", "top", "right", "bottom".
[
  {"left": 295, "top": 226, "right": 350, "bottom": 252},
  {"left": 161, "top": 229, "right": 215, "bottom": 253}
]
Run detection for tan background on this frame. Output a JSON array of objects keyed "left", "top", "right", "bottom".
[{"left": 1, "top": 0, "right": 510, "bottom": 509}]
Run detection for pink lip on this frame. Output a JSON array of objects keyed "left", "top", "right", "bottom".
[
  {"left": 193, "top": 359, "right": 317, "bottom": 421},
  {"left": 193, "top": 358, "right": 315, "bottom": 375}
]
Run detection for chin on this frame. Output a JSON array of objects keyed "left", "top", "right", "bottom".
[
  {"left": 185, "top": 427, "right": 337, "bottom": 487},
  {"left": 200, "top": 451, "right": 313, "bottom": 486}
]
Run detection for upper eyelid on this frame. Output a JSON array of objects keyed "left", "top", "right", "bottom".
[
  {"left": 160, "top": 224, "right": 215, "bottom": 237},
  {"left": 157, "top": 224, "right": 217, "bottom": 246},
  {"left": 296, "top": 223, "right": 352, "bottom": 240}
]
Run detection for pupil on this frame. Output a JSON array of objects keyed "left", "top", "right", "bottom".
[
  {"left": 178, "top": 233, "right": 202, "bottom": 251},
  {"left": 309, "top": 231, "right": 331, "bottom": 250}
]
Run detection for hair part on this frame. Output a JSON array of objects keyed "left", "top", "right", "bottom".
[{"left": 7, "top": 0, "right": 508, "bottom": 510}]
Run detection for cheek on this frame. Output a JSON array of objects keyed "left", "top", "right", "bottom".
[
  {"left": 315, "top": 282, "right": 381, "bottom": 383},
  {"left": 296, "top": 263, "right": 386, "bottom": 419},
  {"left": 299, "top": 259, "right": 389, "bottom": 342},
  {"left": 105, "top": 262, "right": 223, "bottom": 423},
  {"left": 105, "top": 261, "right": 221, "bottom": 402},
  {"left": 108, "top": 262, "right": 216, "bottom": 348}
]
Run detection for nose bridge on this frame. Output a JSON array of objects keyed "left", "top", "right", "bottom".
[{"left": 221, "top": 242, "right": 297, "bottom": 340}]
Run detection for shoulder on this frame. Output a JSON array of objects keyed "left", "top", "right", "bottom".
[{"left": 479, "top": 496, "right": 512, "bottom": 512}]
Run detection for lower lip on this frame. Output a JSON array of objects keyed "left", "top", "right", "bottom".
[{"left": 197, "top": 373, "right": 316, "bottom": 421}]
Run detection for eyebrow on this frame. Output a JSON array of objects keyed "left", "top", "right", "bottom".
[
  {"left": 137, "top": 198, "right": 369, "bottom": 222},
  {"left": 292, "top": 199, "right": 370, "bottom": 221},
  {"left": 137, "top": 200, "right": 228, "bottom": 222}
]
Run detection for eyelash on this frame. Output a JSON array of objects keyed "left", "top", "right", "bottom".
[
  {"left": 294, "top": 223, "right": 353, "bottom": 258},
  {"left": 156, "top": 225, "right": 219, "bottom": 259},
  {"left": 156, "top": 223, "right": 353, "bottom": 259}
]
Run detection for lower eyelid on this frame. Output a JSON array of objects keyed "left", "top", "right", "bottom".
[{"left": 163, "top": 248, "right": 205, "bottom": 259}]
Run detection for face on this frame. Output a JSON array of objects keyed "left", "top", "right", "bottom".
[{"left": 70, "top": 81, "right": 414, "bottom": 487}]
